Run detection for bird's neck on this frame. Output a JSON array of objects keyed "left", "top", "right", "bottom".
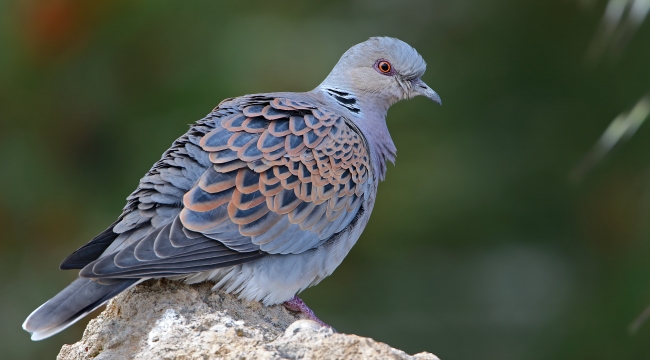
[
  {"left": 355, "top": 97, "right": 397, "bottom": 182},
  {"left": 310, "top": 86, "right": 396, "bottom": 182}
]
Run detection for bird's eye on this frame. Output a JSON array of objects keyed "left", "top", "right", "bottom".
[{"left": 375, "top": 60, "right": 393, "bottom": 75}]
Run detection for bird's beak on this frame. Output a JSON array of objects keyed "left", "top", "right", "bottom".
[{"left": 411, "top": 78, "right": 442, "bottom": 105}]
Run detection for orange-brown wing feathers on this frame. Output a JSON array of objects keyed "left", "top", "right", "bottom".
[{"left": 181, "top": 96, "right": 369, "bottom": 255}]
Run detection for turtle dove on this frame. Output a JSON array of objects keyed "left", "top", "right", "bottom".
[{"left": 23, "top": 37, "right": 441, "bottom": 340}]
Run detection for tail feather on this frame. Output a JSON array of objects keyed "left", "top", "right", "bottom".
[{"left": 23, "top": 277, "right": 140, "bottom": 341}]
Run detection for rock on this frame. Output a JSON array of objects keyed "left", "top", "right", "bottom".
[{"left": 57, "top": 279, "right": 439, "bottom": 360}]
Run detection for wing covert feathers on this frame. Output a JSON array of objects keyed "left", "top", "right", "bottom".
[
  {"left": 182, "top": 95, "right": 369, "bottom": 255},
  {"left": 70, "top": 95, "right": 368, "bottom": 280}
]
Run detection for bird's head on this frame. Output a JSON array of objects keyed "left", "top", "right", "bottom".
[{"left": 318, "top": 37, "right": 441, "bottom": 112}]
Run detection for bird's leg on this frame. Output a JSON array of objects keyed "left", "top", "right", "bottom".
[{"left": 283, "top": 295, "right": 332, "bottom": 329}]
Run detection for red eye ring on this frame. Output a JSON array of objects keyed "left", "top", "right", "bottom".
[
  {"left": 374, "top": 59, "right": 393, "bottom": 75},
  {"left": 378, "top": 61, "right": 391, "bottom": 73}
]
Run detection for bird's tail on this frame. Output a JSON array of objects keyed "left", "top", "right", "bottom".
[{"left": 23, "top": 277, "right": 140, "bottom": 341}]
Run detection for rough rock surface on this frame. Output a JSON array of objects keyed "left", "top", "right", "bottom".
[{"left": 57, "top": 280, "right": 438, "bottom": 360}]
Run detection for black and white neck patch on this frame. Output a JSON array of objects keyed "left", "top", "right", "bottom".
[{"left": 325, "top": 88, "right": 360, "bottom": 114}]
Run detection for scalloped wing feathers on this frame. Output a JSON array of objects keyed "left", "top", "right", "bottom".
[
  {"left": 183, "top": 96, "right": 369, "bottom": 254},
  {"left": 76, "top": 94, "right": 371, "bottom": 280}
]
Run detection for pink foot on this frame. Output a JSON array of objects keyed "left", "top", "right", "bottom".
[{"left": 283, "top": 296, "right": 334, "bottom": 330}]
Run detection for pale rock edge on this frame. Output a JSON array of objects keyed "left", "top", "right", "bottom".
[{"left": 56, "top": 280, "right": 438, "bottom": 360}]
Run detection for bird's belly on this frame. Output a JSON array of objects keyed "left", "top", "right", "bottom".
[{"left": 183, "top": 214, "right": 368, "bottom": 305}]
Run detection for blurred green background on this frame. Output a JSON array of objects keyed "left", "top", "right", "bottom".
[{"left": 1, "top": 0, "right": 650, "bottom": 359}]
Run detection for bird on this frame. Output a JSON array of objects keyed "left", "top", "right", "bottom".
[{"left": 22, "top": 36, "right": 441, "bottom": 341}]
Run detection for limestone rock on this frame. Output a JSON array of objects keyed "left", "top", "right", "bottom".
[{"left": 57, "top": 280, "right": 439, "bottom": 360}]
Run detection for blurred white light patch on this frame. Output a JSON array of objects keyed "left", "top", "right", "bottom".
[
  {"left": 586, "top": 0, "right": 650, "bottom": 61},
  {"left": 571, "top": 94, "right": 650, "bottom": 182}
]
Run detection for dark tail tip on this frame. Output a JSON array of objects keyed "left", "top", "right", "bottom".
[{"left": 23, "top": 277, "right": 138, "bottom": 341}]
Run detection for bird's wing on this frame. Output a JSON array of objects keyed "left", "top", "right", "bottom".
[{"left": 75, "top": 95, "right": 371, "bottom": 279}]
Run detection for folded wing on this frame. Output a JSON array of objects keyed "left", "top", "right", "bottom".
[{"left": 77, "top": 95, "right": 371, "bottom": 279}]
